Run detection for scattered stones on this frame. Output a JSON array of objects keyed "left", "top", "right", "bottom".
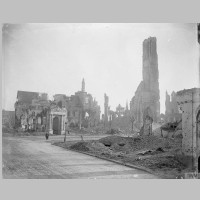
[
  {"left": 118, "top": 142, "right": 125, "bottom": 147},
  {"left": 135, "top": 157, "right": 141, "bottom": 161},
  {"left": 156, "top": 147, "right": 164, "bottom": 152},
  {"left": 138, "top": 150, "right": 153, "bottom": 156},
  {"left": 103, "top": 142, "right": 111, "bottom": 147},
  {"left": 56, "top": 134, "right": 184, "bottom": 178},
  {"left": 101, "top": 152, "right": 109, "bottom": 156},
  {"left": 117, "top": 154, "right": 123, "bottom": 157},
  {"left": 70, "top": 142, "right": 89, "bottom": 152},
  {"left": 134, "top": 137, "right": 141, "bottom": 142},
  {"left": 174, "top": 130, "right": 183, "bottom": 138}
]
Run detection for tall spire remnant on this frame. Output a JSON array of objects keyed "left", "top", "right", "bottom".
[{"left": 82, "top": 78, "right": 85, "bottom": 92}]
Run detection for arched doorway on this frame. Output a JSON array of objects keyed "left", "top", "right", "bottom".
[
  {"left": 196, "top": 109, "right": 200, "bottom": 172},
  {"left": 53, "top": 116, "right": 61, "bottom": 135}
]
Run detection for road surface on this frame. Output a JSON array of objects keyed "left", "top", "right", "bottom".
[{"left": 2, "top": 135, "right": 158, "bottom": 179}]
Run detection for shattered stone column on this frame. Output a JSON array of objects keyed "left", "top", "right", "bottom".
[
  {"left": 165, "top": 91, "right": 171, "bottom": 121},
  {"left": 47, "top": 112, "right": 53, "bottom": 134},
  {"left": 78, "top": 110, "right": 82, "bottom": 130},
  {"left": 82, "top": 78, "right": 85, "bottom": 92},
  {"left": 104, "top": 93, "right": 109, "bottom": 126}
]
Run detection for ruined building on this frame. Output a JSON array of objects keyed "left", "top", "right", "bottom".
[
  {"left": 176, "top": 88, "right": 200, "bottom": 171},
  {"left": 174, "top": 24, "right": 200, "bottom": 172},
  {"left": 15, "top": 91, "right": 68, "bottom": 134},
  {"left": 15, "top": 91, "right": 51, "bottom": 131},
  {"left": 115, "top": 104, "right": 125, "bottom": 117},
  {"left": 165, "top": 91, "right": 181, "bottom": 122},
  {"left": 109, "top": 103, "right": 134, "bottom": 132},
  {"left": 2, "top": 110, "right": 15, "bottom": 128},
  {"left": 66, "top": 79, "right": 101, "bottom": 129},
  {"left": 14, "top": 79, "right": 101, "bottom": 134},
  {"left": 15, "top": 91, "right": 67, "bottom": 134},
  {"left": 101, "top": 42, "right": 162, "bottom": 132},
  {"left": 130, "top": 37, "right": 160, "bottom": 134},
  {"left": 102, "top": 93, "right": 134, "bottom": 132},
  {"left": 53, "top": 79, "right": 101, "bottom": 129}
]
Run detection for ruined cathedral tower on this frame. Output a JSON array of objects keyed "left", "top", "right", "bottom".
[
  {"left": 143, "top": 37, "right": 160, "bottom": 119},
  {"left": 130, "top": 37, "right": 160, "bottom": 128},
  {"left": 143, "top": 37, "right": 159, "bottom": 97}
]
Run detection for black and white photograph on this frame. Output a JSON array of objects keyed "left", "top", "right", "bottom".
[{"left": 2, "top": 23, "right": 200, "bottom": 179}]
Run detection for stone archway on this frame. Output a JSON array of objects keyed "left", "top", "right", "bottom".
[
  {"left": 53, "top": 116, "right": 61, "bottom": 135},
  {"left": 196, "top": 109, "right": 200, "bottom": 172}
]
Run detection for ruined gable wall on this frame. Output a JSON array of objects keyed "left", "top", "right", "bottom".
[
  {"left": 67, "top": 90, "right": 101, "bottom": 127},
  {"left": 177, "top": 88, "right": 200, "bottom": 168},
  {"left": 15, "top": 92, "right": 50, "bottom": 130}
]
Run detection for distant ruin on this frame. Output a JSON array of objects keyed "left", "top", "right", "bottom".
[
  {"left": 130, "top": 37, "right": 160, "bottom": 134},
  {"left": 104, "top": 93, "right": 109, "bottom": 124},
  {"left": 101, "top": 87, "right": 130, "bottom": 129},
  {"left": 63, "top": 79, "right": 101, "bottom": 129},
  {"left": 165, "top": 91, "right": 181, "bottom": 122}
]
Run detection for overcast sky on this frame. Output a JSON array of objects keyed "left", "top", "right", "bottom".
[{"left": 2, "top": 23, "right": 199, "bottom": 114}]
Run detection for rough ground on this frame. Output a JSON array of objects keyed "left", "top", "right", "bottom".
[
  {"left": 53, "top": 134, "right": 189, "bottom": 178},
  {"left": 3, "top": 132, "right": 48, "bottom": 137}
]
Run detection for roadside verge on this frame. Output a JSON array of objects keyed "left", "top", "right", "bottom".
[{"left": 52, "top": 142, "right": 173, "bottom": 179}]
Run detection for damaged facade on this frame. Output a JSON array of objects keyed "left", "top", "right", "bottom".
[
  {"left": 15, "top": 91, "right": 50, "bottom": 131},
  {"left": 14, "top": 79, "right": 101, "bottom": 134},
  {"left": 15, "top": 91, "right": 68, "bottom": 134},
  {"left": 130, "top": 37, "right": 160, "bottom": 134},
  {"left": 65, "top": 79, "right": 101, "bottom": 129},
  {"left": 109, "top": 105, "right": 134, "bottom": 132},
  {"left": 176, "top": 88, "right": 200, "bottom": 171},
  {"left": 2, "top": 110, "right": 15, "bottom": 128},
  {"left": 165, "top": 91, "right": 182, "bottom": 122}
]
